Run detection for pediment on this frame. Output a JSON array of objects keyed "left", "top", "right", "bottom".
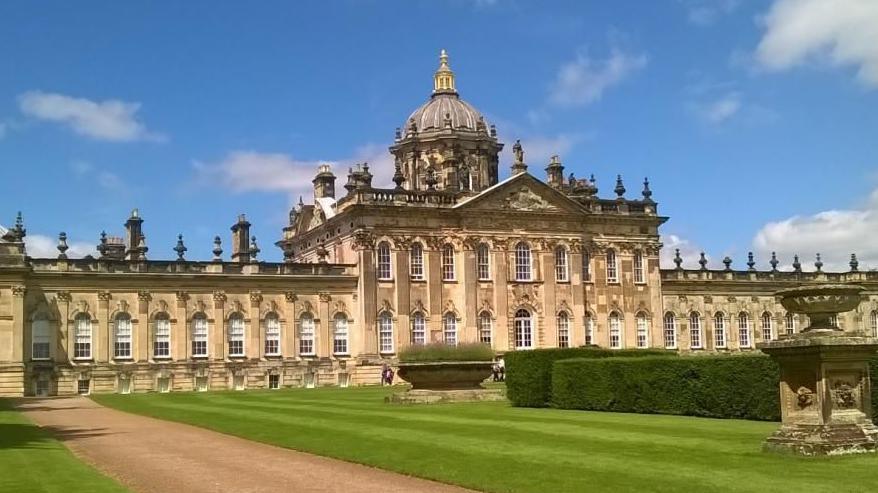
[{"left": 454, "top": 173, "right": 584, "bottom": 214}]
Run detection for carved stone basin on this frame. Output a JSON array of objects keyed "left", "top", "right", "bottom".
[
  {"left": 776, "top": 284, "right": 864, "bottom": 332},
  {"left": 396, "top": 361, "right": 493, "bottom": 390}
]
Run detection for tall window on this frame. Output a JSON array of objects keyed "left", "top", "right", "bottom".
[
  {"left": 73, "top": 313, "right": 92, "bottom": 360},
  {"left": 829, "top": 314, "right": 839, "bottom": 328},
  {"left": 582, "top": 251, "right": 591, "bottom": 282},
  {"left": 663, "top": 313, "right": 677, "bottom": 349},
  {"left": 378, "top": 312, "right": 394, "bottom": 353},
  {"left": 154, "top": 313, "right": 171, "bottom": 359},
  {"left": 411, "top": 312, "right": 426, "bottom": 345},
  {"left": 377, "top": 242, "right": 392, "bottom": 280},
  {"left": 477, "top": 243, "right": 491, "bottom": 280},
  {"left": 636, "top": 313, "right": 649, "bottom": 348},
  {"left": 738, "top": 312, "right": 751, "bottom": 348},
  {"left": 514, "top": 309, "right": 533, "bottom": 349},
  {"left": 478, "top": 312, "right": 493, "bottom": 345},
  {"left": 514, "top": 243, "right": 532, "bottom": 281},
  {"left": 228, "top": 313, "right": 245, "bottom": 357},
  {"left": 557, "top": 312, "right": 570, "bottom": 348},
  {"left": 633, "top": 251, "right": 645, "bottom": 284},
  {"left": 689, "top": 312, "right": 702, "bottom": 349},
  {"left": 555, "top": 246, "right": 569, "bottom": 282},
  {"left": 585, "top": 313, "right": 595, "bottom": 345},
  {"left": 443, "top": 313, "right": 457, "bottom": 346},
  {"left": 410, "top": 243, "right": 424, "bottom": 280},
  {"left": 32, "top": 315, "right": 51, "bottom": 360},
  {"left": 299, "top": 313, "right": 315, "bottom": 355},
  {"left": 192, "top": 313, "right": 208, "bottom": 357},
  {"left": 606, "top": 249, "right": 618, "bottom": 283},
  {"left": 609, "top": 312, "right": 622, "bottom": 349},
  {"left": 761, "top": 312, "right": 773, "bottom": 341},
  {"left": 714, "top": 312, "right": 726, "bottom": 348},
  {"left": 265, "top": 313, "right": 281, "bottom": 356},
  {"left": 333, "top": 314, "right": 349, "bottom": 355},
  {"left": 441, "top": 244, "right": 455, "bottom": 281},
  {"left": 785, "top": 313, "right": 796, "bottom": 336},
  {"left": 871, "top": 311, "right": 878, "bottom": 338}
]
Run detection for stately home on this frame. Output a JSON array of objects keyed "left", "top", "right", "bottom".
[{"left": 1, "top": 52, "right": 877, "bottom": 397}]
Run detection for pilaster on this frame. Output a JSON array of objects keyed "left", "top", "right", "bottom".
[
  {"left": 213, "top": 291, "right": 226, "bottom": 360},
  {"left": 137, "top": 291, "right": 151, "bottom": 362},
  {"left": 97, "top": 291, "right": 111, "bottom": 362}
]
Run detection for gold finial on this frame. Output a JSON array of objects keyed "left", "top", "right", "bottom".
[{"left": 433, "top": 49, "right": 456, "bottom": 95}]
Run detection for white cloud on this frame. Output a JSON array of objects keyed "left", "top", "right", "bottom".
[
  {"left": 755, "top": 0, "right": 878, "bottom": 87},
  {"left": 660, "top": 234, "right": 709, "bottom": 269},
  {"left": 18, "top": 91, "right": 165, "bottom": 142},
  {"left": 696, "top": 92, "right": 742, "bottom": 124},
  {"left": 25, "top": 234, "right": 96, "bottom": 259},
  {"left": 69, "top": 160, "right": 127, "bottom": 191},
  {"left": 548, "top": 48, "right": 647, "bottom": 107},
  {"left": 683, "top": 0, "right": 740, "bottom": 26},
  {"left": 753, "top": 185, "right": 878, "bottom": 271}
]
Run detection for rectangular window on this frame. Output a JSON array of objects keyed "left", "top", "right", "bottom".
[
  {"left": 299, "top": 317, "right": 316, "bottom": 356},
  {"left": 609, "top": 316, "right": 622, "bottom": 349},
  {"left": 871, "top": 311, "right": 878, "bottom": 338},
  {"left": 585, "top": 315, "right": 594, "bottom": 345},
  {"left": 636, "top": 316, "right": 649, "bottom": 348},
  {"left": 555, "top": 248, "right": 569, "bottom": 282},
  {"left": 633, "top": 251, "right": 645, "bottom": 284},
  {"left": 477, "top": 244, "right": 491, "bottom": 280},
  {"left": 154, "top": 318, "right": 171, "bottom": 359},
  {"left": 265, "top": 317, "right": 281, "bottom": 356},
  {"left": 761, "top": 314, "right": 773, "bottom": 341},
  {"left": 663, "top": 315, "right": 677, "bottom": 349},
  {"left": 739, "top": 315, "right": 751, "bottom": 348},
  {"left": 378, "top": 315, "right": 394, "bottom": 353},
  {"left": 268, "top": 374, "right": 280, "bottom": 390},
  {"left": 690, "top": 314, "right": 702, "bottom": 349},
  {"left": 74, "top": 317, "right": 92, "bottom": 360},
  {"left": 32, "top": 320, "right": 50, "bottom": 360},
  {"left": 333, "top": 317, "right": 349, "bottom": 355},
  {"left": 411, "top": 315, "right": 426, "bottom": 345},
  {"left": 442, "top": 246, "right": 455, "bottom": 281},
  {"left": 114, "top": 318, "right": 132, "bottom": 359},
  {"left": 77, "top": 379, "right": 90, "bottom": 395},
  {"left": 118, "top": 376, "right": 131, "bottom": 395},
  {"left": 514, "top": 244, "right": 532, "bottom": 281},
  {"left": 479, "top": 315, "right": 492, "bottom": 345},
  {"left": 338, "top": 373, "right": 350, "bottom": 388},
  {"left": 785, "top": 313, "right": 796, "bottom": 336},
  {"left": 410, "top": 244, "right": 424, "bottom": 280},
  {"left": 606, "top": 250, "right": 618, "bottom": 283},
  {"left": 582, "top": 252, "right": 591, "bottom": 282},
  {"left": 229, "top": 317, "right": 245, "bottom": 357},
  {"left": 192, "top": 317, "right": 208, "bottom": 358},
  {"left": 233, "top": 374, "right": 245, "bottom": 391},
  {"left": 377, "top": 243, "right": 392, "bottom": 280},
  {"left": 35, "top": 379, "right": 50, "bottom": 397},
  {"left": 557, "top": 314, "right": 570, "bottom": 348},
  {"left": 714, "top": 315, "right": 726, "bottom": 348}
]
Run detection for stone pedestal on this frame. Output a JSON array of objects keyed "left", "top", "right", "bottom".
[
  {"left": 759, "top": 284, "right": 878, "bottom": 456},
  {"left": 386, "top": 388, "right": 505, "bottom": 404}
]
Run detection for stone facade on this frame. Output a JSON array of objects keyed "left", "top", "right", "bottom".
[{"left": 1, "top": 51, "right": 877, "bottom": 396}]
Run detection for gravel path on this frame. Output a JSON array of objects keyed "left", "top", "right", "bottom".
[{"left": 17, "top": 397, "right": 477, "bottom": 493}]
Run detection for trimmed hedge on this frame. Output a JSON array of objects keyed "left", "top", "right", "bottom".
[
  {"left": 550, "top": 354, "right": 781, "bottom": 420},
  {"left": 505, "top": 347, "right": 676, "bottom": 407},
  {"left": 398, "top": 342, "right": 495, "bottom": 362}
]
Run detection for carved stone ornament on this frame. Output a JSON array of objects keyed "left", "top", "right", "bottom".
[
  {"left": 56, "top": 291, "right": 72, "bottom": 303},
  {"left": 558, "top": 299, "right": 571, "bottom": 314},
  {"left": 444, "top": 299, "right": 457, "bottom": 315},
  {"left": 392, "top": 236, "right": 413, "bottom": 250},
  {"left": 333, "top": 300, "right": 347, "bottom": 315},
  {"left": 480, "top": 299, "right": 492, "bottom": 314},
  {"left": 75, "top": 300, "right": 90, "bottom": 316},
  {"left": 176, "top": 291, "right": 190, "bottom": 302},
  {"left": 249, "top": 291, "right": 263, "bottom": 305},
  {"left": 156, "top": 299, "right": 170, "bottom": 313},
  {"left": 412, "top": 299, "right": 426, "bottom": 315},
  {"left": 230, "top": 300, "right": 243, "bottom": 314},
  {"left": 285, "top": 291, "right": 298, "bottom": 303},
  {"left": 212, "top": 291, "right": 227, "bottom": 303},
  {"left": 569, "top": 240, "right": 582, "bottom": 253},
  {"left": 116, "top": 299, "right": 130, "bottom": 314},
  {"left": 503, "top": 187, "right": 554, "bottom": 211},
  {"left": 194, "top": 300, "right": 207, "bottom": 313},
  {"left": 462, "top": 236, "right": 482, "bottom": 251},
  {"left": 352, "top": 231, "right": 375, "bottom": 251},
  {"left": 380, "top": 299, "right": 394, "bottom": 313},
  {"left": 97, "top": 291, "right": 111, "bottom": 303},
  {"left": 796, "top": 386, "right": 814, "bottom": 409},
  {"left": 299, "top": 300, "right": 314, "bottom": 315},
  {"left": 318, "top": 292, "right": 332, "bottom": 303},
  {"left": 137, "top": 290, "right": 152, "bottom": 302},
  {"left": 831, "top": 381, "right": 858, "bottom": 410}
]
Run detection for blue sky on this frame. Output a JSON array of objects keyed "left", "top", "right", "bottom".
[{"left": 1, "top": 0, "right": 877, "bottom": 270}]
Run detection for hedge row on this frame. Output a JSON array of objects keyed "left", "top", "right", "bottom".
[
  {"left": 505, "top": 347, "right": 676, "bottom": 407},
  {"left": 550, "top": 354, "right": 781, "bottom": 420}
]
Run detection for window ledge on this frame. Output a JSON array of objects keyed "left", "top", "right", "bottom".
[
  {"left": 31, "top": 358, "right": 52, "bottom": 362},
  {"left": 113, "top": 357, "right": 134, "bottom": 361},
  {"left": 190, "top": 355, "right": 209, "bottom": 359},
  {"left": 377, "top": 278, "right": 394, "bottom": 283},
  {"left": 264, "top": 353, "right": 282, "bottom": 359},
  {"left": 410, "top": 278, "right": 427, "bottom": 283},
  {"left": 228, "top": 354, "right": 247, "bottom": 359}
]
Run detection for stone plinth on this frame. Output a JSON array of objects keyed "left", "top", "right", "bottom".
[
  {"left": 759, "top": 284, "right": 878, "bottom": 456},
  {"left": 386, "top": 388, "right": 505, "bottom": 404},
  {"left": 389, "top": 361, "right": 498, "bottom": 404}
]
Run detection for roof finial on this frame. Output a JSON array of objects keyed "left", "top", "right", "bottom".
[
  {"left": 433, "top": 49, "right": 456, "bottom": 95},
  {"left": 769, "top": 251, "right": 779, "bottom": 272},
  {"left": 174, "top": 234, "right": 187, "bottom": 261},
  {"left": 57, "top": 232, "right": 69, "bottom": 259},
  {"left": 850, "top": 253, "right": 859, "bottom": 272}
]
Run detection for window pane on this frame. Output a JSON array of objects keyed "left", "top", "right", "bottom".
[
  {"left": 478, "top": 313, "right": 492, "bottom": 345},
  {"left": 663, "top": 314, "right": 676, "bottom": 349},
  {"left": 515, "top": 243, "right": 532, "bottom": 281},
  {"left": 606, "top": 249, "right": 618, "bottom": 283},
  {"left": 410, "top": 244, "right": 424, "bottom": 280},
  {"left": 636, "top": 314, "right": 649, "bottom": 348},
  {"left": 514, "top": 309, "right": 533, "bottom": 349},
  {"left": 192, "top": 315, "right": 208, "bottom": 357},
  {"left": 557, "top": 313, "right": 569, "bottom": 348},
  {"left": 714, "top": 313, "right": 726, "bottom": 348},
  {"left": 442, "top": 245, "right": 455, "bottom": 281},
  {"left": 443, "top": 314, "right": 457, "bottom": 346},
  {"left": 378, "top": 314, "right": 394, "bottom": 353},
  {"left": 634, "top": 251, "right": 645, "bottom": 283},
  {"left": 689, "top": 313, "right": 702, "bottom": 349},
  {"left": 609, "top": 314, "right": 622, "bottom": 349},
  {"left": 377, "top": 242, "right": 392, "bottom": 280},
  {"left": 477, "top": 244, "right": 491, "bottom": 280},
  {"left": 265, "top": 315, "right": 281, "bottom": 356},
  {"left": 333, "top": 315, "right": 348, "bottom": 354},
  {"left": 299, "top": 315, "right": 315, "bottom": 355},
  {"left": 555, "top": 247, "right": 569, "bottom": 282},
  {"left": 411, "top": 313, "right": 426, "bottom": 345}
]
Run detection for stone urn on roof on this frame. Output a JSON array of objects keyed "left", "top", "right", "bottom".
[{"left": 759, "top": 284, "right": 878, "bottom": 455}]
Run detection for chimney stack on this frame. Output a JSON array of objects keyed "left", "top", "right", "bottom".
[
  {"left": 313, "top": 163, "right": 336, "bottom": 200},
  {"left": 124, "top": 209, "right": 145, "bottom": 260},
  {"left": 230, "top": 214, "right": 251, "bottom": 263}
]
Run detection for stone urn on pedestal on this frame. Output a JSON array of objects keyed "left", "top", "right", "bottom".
[{"left": 759, "top": 284, "right": 878, "bottom": 455}]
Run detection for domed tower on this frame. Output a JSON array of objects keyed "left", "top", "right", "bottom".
[{"left": 389, "top": 50, "right": 503, "bottom": 193}]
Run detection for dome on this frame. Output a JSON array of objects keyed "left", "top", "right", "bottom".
[{"left": 405, "top": 93, "right": 486, "bottom": 133}]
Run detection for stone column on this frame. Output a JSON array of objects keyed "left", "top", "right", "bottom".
[
  {"left": 11, "top": 285, "right": 26, "bottom": 362},
  {"left": 57, "top": 291, "right": 72, "bottom": 363},
  {"left": 426, "top": 239, "right": 443, "bottom": 342},
  {"left": 213, "top": 291, "right": 226, "bottom": 360},
  {"left": 542, "top": 243, "right": 557, "bottom": 348},
  {"left": 318, "top": 292, "right": 331, "bottom": 356},
  {"left": 493, "top": 243, "right": 509, "bottom": 350},
  {"left": 97, "top": 291, "right": 111, "bottom": 362},
  {"left": 393, "top": 244, "right": 410, "bottom": 351},
  {"left": 570, "top": 244, "right": 585, "bottom": 347},
  {"left": 284, "top": 292, "right": 297, "bottom": 358},
  {"left": 176, "top": 292, "right": 189, "bottom": 360},
  {"left": 462, "top": 240, "right": 478, "bottom": 344},
  {"left": 137, "top": 291, "right": 151, "bottom": 362},
  {"left": 354, "top": 233, "right": 378, "bottom": 355},
  {"left": 249, "top": 291, "right": 262, "bottom": 359}
]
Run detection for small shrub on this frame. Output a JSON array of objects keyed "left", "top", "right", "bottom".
[
  {"left": 505, "top": 347, "right": 675, "bottom": 407},
  {"left": 551, "top": 354, "right": 781, "bottom": 421},
  {"left": 398, "top": 342, "right": 495, "bottom": 363}
]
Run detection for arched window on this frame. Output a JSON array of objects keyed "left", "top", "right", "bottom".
[
  {"left": 378, "top": 312, "right": 394, "bottom": 353},
  {"left": 32, "top": 314, "right": 51, "bottom": 360},
  {"left": 410, "top": 243, "right": 424, "bottom": 280},
  {"left": 606, "top": 249, "right": 618, "bottom": 283},
  {"left": 714, "top": 312, "right": 726, "bottom": 348},
  {"left": 582, "top": 251, "right": 591, "bottom": 282},
  {"left": 609, "top": 312, "right": 622, "bottom": 349},
  {"left": 514, "top": 309, "right": 533, "bottom": 349},
  {"left": 871, "top": 311, "right": 878, "bottom": 338},
  {"left": 441, "top": 244, "right": 455, "bottom": 281},
  {"left": 192, "top": 313, "right": 209, "bottom": 358},
  {"left": 333, "top": 314, "right": 349, "bottom": 355},
  {"left": 228, "top": 312, "right": 245, "bottom": 357},
  {"left": 411, "top": 312, "right": 426, "bottom": 345},
  {"left": 477, "top": 243, "right": 491, "bottom": 280},
  {"left": 443, "top": 313, "right": 457, "bottom": 346},
  {"left": 555, "top": 246, "right": 569, "bottom": 282},
  {"left": 557, "top": 312, "right": 570, "bottom": 348},
  {"left": 689, "top": 312, "right": 702, "bottom": 349},
  {"left": 585, "top": 312, "right": 595, "bottom": 345},
  {"left": 785, "top": 312, "right": 796, "bottom": 336},
  {"left": 265, "top": 312, "right": 281, "bottom": 356},
  {"left": 478, "top": 312, "right": 493, "bottom": 345},
  {"left": 636, "top": 312, "right": 649, "bottom": 348},
  {"left": 299, "top": 313, "right": 315, "bottom": 356},
  {"left": 154, "top": 312, "right": 171, "bottom": 359},
  {"left": 514, "top": 243, "right": 532, "bottom": 281},
  {"left": 73, "top": 313, "right": 92, "bottom": 360},
  {"left": 633, "top": 250, "right": 645, "bottom": 283},
  {"left": 761, "top": 312, "right": 773, "bottom": 341},
  {"left": 738, "top": 312, "right": 751, "bottom": 348},
  {"left": 663, "top": 313, "right": 677, "bottom": 349},
  {"left": 376, "top": 242, "right": 392, "bottom": 280}
]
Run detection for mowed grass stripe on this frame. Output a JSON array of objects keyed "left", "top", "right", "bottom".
[{"left": 93, "top": 387, "right": 878, "bottom": 493}]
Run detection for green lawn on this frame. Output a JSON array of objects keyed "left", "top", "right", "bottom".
[
  {"left": 94, "top": 386, "right": 878, "bottom": 493},
  {"left": 0, "top": 399, "right": 127, "bottom": 493}
]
